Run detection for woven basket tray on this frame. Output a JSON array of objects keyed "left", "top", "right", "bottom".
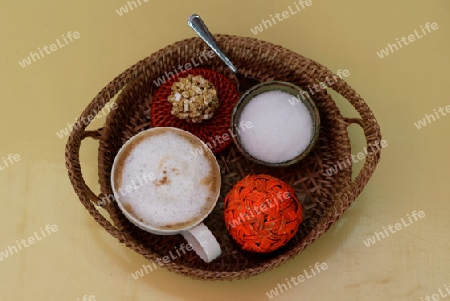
[{"left": 65, "top": 35, "right": 382, "bottom": 281}]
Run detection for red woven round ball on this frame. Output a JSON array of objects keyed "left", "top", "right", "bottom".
[{"left": 224, "top": 174, "right": 303, "bottom": 253}]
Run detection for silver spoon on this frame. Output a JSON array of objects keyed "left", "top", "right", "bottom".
[{"left": 188, "top": 14, "right": 260, "bottom": 95}]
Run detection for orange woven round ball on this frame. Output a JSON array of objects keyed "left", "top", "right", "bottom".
[{"left": 224, "top": 174, "right": 303, "bottom": 253}]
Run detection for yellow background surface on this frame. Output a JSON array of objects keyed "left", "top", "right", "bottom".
[{"left": 1, "top": 0, "right": 449, "bottom": 300}]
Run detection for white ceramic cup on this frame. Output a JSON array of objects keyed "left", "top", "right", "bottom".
[{"left": 110, "top": 127, "right": 221, "bottom": 263}]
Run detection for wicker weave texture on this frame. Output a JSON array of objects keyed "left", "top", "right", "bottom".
[
  {"left": 65, "top": 35, "right": 382, "bottom": 280},
  {"left": 224, "top": 174, "right": 303, "bottom": 253}
]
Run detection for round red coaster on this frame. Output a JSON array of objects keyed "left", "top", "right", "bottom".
[{"left": 151, "top": 68, "right": 240, "bottom": 154}]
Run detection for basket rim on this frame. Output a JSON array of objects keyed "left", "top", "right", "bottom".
[{"left": 65, "top": 34, "right": 382, "bottom": 280}]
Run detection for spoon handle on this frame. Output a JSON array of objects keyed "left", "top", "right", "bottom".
[{"left": 188, "top": 14, "right": 238, "bottom": 74}]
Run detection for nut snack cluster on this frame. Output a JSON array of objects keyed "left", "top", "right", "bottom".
[{"left": 167, "top": 74, "right": 219, "bottom": 123}]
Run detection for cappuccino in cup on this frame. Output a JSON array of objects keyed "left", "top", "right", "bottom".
[{"left": 111, "top": 127, "right": 222, "bottom": 262}]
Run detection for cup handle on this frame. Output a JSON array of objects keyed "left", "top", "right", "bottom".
[{"left": 181, "top": 223, "right": 221, "bottom": 263}]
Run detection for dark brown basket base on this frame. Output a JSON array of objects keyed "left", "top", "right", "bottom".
[{"left": 65, "top": 35, "right": 382, "bottom": 281}]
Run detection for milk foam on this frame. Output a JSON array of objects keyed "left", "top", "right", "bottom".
[{"left": 116, "top": 130, "right": 218, "bottom": 229}]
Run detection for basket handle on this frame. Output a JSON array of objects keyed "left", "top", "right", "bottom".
[
  {"left": 79, "top": 129, "right": 104, "bottom": 204},
  {"left": 305, "top": 64, "right": 383, "bottom": 203},
  {"left": 336, "top": 94, "right": 382, "bottom": 202},
  {"left": 65, "top": 60, "right": 148, "bottom": 238},
  {"left": 343, "top": 117, "right": 382, "bottom": 200}
]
